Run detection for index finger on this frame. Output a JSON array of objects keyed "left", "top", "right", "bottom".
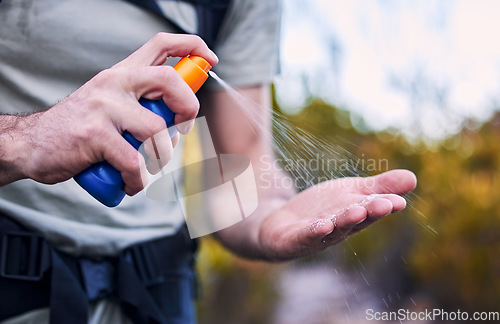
[{"left": 113, "top": 33, "right": 219, "bottom": 68}]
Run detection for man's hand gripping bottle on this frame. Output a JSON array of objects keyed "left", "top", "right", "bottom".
[{"left": 74, "top": 56, "right": 211, "bottom": 207}]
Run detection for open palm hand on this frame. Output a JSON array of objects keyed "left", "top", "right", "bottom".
[{"left": 258, "top": 169, "right": 417, "bottom": 260}]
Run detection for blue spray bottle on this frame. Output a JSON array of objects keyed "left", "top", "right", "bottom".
[{"left": 74, "top": 56, "right": 212, "bottom": 207}]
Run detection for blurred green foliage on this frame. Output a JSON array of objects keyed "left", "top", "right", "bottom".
[
  {"left": 195, "top": 93, "right": 500, "bottom": 323},
  {"left": 196, "top": 237, "right": 283, "bottom": 324},
  {"left": 409, "top": 117, "right": 500, "bottom": 312}
]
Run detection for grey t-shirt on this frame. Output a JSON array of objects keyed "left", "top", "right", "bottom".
[{"left": 0, "top": 0, "right": 281, "bottom": 257}]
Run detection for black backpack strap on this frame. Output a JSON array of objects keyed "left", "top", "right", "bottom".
[
  {"left": 124, "top": 0, "right": 231, "bottom": 49},
  {"left": 0, "top": 214, "right": 198, "bottom": 323},
  {"left": 125, "top": 0, "right": 187, "bottom": 35},
  {"left": 192, "top": 0, "right": 231, "bottom": 49},
  {"left": 125, "top": 0, "right": 165, "bottom": 16},
  {"left": 0, "top": 216, "right": 89, "bottom": 324},
  {"left": 0, "top": 217, "right": 53, "bottom": 320}
]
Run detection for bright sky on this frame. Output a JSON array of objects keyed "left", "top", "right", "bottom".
[{"left": 275, "top": 0, "right": 500, "bottom": 140}]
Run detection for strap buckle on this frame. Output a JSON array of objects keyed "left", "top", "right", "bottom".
[
  {"left": 0, "top": 231, "right": 49, "bottom": 281},
  {"left": 80, "top": 258, "right": 115, "bottom": 301}
]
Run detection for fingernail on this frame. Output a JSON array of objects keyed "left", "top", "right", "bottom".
[
  {"left": 210, "top": 51, "right": 219, "bottom": 65},
  {"left": 177, "top": 119, "right": 195, "bottom": 135},
  {"left": 354, "top": 217, "right": 367, "bottom": 225}
]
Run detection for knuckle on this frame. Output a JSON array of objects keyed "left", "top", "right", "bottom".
[
  {"left": 123, "top": 155, "right": 147, "bottom": 194},
  {"left": 121, "top": 150, "right": 142, "bottom": 175},
  {"left": 86, "top": 94, "right": 111, "bottom": 112},
  {"left": 148, "top": 114, "right": 167, "bottom": 135},
  {"left": 78, "top": 115, "right": 109, "bottom": 142},
  {"left": 187, "top": 34, "right": 205, "bottom": 47},
  {"left": 151, "top": 32, "right": 169, "bottom": 44},
  {"left": 134, "top": 110, "right": 167, "bottom": 141},
  {"left": 185, "top": 95, "right": 200, "bottom": 116},
  {"left": 125, "top": 155, "right": 141, "bottom": 173},
  {"left": 93, "top": 68, "right": 119, "bottom": 87},
  {"left": 156, "top": 65, "right": 176, "bottom": 82}
]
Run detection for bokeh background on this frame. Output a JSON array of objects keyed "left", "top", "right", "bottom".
[{"left": 194, "top": 1, "right": 500, "bottom": 323}]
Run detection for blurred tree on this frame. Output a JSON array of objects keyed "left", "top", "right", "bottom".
[
  {"left": 196, "top": 93, "right": 500, "bottom": 323},
  {"left": 409, "top": 113, "right": 500, "bottom": 312}
]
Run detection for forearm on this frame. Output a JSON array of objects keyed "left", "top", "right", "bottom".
[
  {"left": 201, "top": 86, "right": 295, "bottom": 260},
  {"left": 214, "top": 166, "right": 294, "bottom": 260}
]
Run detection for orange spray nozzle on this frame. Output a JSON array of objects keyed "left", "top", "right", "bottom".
[{"left": 174, "top": 56, "right": 212, "bottom": 93}]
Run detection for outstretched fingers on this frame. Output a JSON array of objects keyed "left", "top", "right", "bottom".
[{"left": 300, "top": 193, "right": 407, "bottom": 248}]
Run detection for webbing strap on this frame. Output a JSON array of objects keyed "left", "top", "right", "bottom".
[
  {"left": 0, "top": 215, "right": 196, "bottom": 324},
  {"left": 125, "top": 0, "right": 165, "bottom": 16},
  {"left": 195, "top": 1, "right": 229, "bottom": 49},
  {"left": 49, "top": 251, "right": 88, "bottom": 324},
  {"left": 124, "top": 0, "right": 231, "bottom": 49}
]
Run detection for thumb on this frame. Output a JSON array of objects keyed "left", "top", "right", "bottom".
[{"left": 356, "top": 169, "right": 417, "bottom": 195}]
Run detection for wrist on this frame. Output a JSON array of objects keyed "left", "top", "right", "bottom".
[
  {"left": 216, "top": 198, "right": 290, "bottom": 261},
  {"left": 0, "top": 114, "right": 37, "bottom": 185}
]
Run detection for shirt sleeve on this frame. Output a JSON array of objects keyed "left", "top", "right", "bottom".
[{"left": 207, "top": 0, "right": 282, "bottom": 88}]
